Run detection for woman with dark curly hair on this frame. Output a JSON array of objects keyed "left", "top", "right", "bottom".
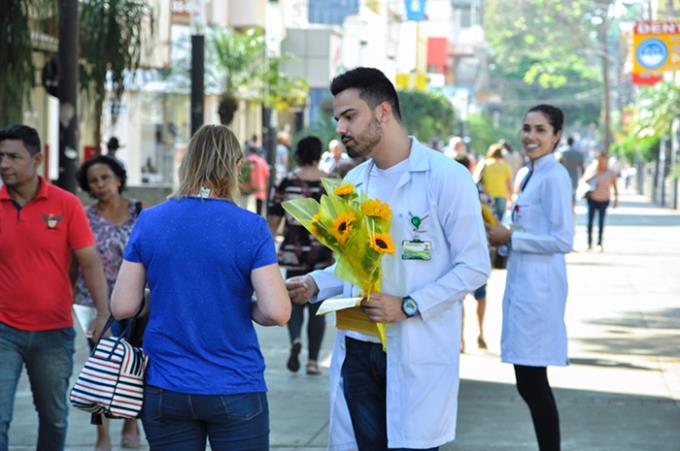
[
  {"left": 268, "top": 136, "right": 334, "bottom": 375},
  {"left": 75, "top": 155, "right": 142, "bottom": 450}
]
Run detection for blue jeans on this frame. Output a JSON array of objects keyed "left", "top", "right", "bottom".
[
  {"left": 0, "top": 322, "right": 75, "bottom": 451},
  {"left": 586, "top": 198, "right": 610, "bottom": 246},
  {"left": 493, "top": 197, "right": 507, "bottom": 223},
  {"left": 342, "top": 338, "right": 438, "bottom": 451},
  {"left": 141, "top": 386, "right": 269, "bottom": 450}
]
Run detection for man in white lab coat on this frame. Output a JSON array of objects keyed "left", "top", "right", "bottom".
[{"left": 286, "top": 67, "right": 491, "bottom": 450}]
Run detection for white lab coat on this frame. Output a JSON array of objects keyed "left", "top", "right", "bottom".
[
  {"left": 311, "top": 138, "right": 491, "bottom": 450},
  {"left": 502, "top": 154, "right": 573, "bottom": 367}
]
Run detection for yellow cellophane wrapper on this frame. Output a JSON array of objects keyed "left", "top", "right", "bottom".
[
  {"left": 282, "top": 178, "right": 390, "bottom": 349},
  {"left": 481, "top": 204, "right": 497, "bottom": 225}
]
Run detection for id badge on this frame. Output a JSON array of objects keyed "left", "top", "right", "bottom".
[{"left": 402, "top": 240, "right": 432, "bottom": 260}]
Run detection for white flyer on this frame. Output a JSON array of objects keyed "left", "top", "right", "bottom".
[{"left": 316, "top": 297, "right": 363, "bottom": 316}]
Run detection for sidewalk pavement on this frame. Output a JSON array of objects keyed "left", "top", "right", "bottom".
[{"left": 8, "top": 191, "right": 680, "bottom": 450}]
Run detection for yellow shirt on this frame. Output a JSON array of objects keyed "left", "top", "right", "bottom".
[{"left": 481, "top": 159, "right": 512, "bottom": 198}]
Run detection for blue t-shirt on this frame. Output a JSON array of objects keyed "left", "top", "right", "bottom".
[{"left": 124, "top": 197, "right": 277, "bottom": 395}]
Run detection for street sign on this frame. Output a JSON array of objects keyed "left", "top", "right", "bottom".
[{"left": 632, "top": 21, "right": 680, "bottom": 74}]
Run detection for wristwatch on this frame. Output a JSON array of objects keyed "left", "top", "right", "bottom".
[{"left": 401, "top": 296, "right": 419, "bottom": 318}]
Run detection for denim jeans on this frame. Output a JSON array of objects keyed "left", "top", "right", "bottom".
[
  {"left": 586, "top": 198, "right": 610, "bottom": 246},
  {"left": 341, "top": 338, "right": 438, "bottom": 451},
  {"left": 0, "top": 322, "right": 75, "bottom": 451},
  {"left": 493, "top": 197, "right": 508, "bottom": 223},
  {"left": 141, "top": 386, "right": 269, "bottom": 450}
]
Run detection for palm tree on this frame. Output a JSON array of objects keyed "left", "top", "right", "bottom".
[
  {"left": 79, "top": 0, "right": 153, "bottom": 151},
  {"left": 212, "top": 27, "right": 308, "bottom": 125},
  {"left": 0, "top": 0, "right": 54, "bottom": 125}
]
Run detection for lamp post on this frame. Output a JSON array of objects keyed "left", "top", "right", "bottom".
[
  {"left": 56, "top": 0, "right": 79, "bottom": 193},
  {"left": 190, "top": 0, "right": 205, "bottom": 136}
]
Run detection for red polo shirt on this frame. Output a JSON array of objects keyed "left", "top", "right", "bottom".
[{"left": 0, "top": 177, "right": 95, "bottom": 331}]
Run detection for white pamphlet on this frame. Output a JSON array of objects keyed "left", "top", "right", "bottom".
[
  {"left": 316, "top": 297, "right": 363, "bottom": 316},
  {"left": 72, "top": 305, "right": 96, "bottom": 337}
]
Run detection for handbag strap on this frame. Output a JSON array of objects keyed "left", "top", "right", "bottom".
[{"left": 91, "top": 296, "right": 146, "bottom": 354}]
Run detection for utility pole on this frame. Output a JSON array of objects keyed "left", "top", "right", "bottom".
[
  {"left": 599, "top": 8, "right": 612, "bottom": 154},
  {"left": 190, "top": 0, "right": 205, "bottom": 135},
  {"left": 56, "top": 0, "right": 78, "bottom": 193}
]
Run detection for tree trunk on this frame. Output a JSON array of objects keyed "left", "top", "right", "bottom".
[
  {"left": 57, "top": 0, "right": 78, "bottom": 192},
  {"left": 599, "top": 13, "right": 612, "bottom": 154}
]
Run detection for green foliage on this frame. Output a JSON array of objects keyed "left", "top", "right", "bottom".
[
  {"left": 0, "top": 0, "right": 54, "bottom": 124},
  {"left": 613, "top": 81, "right": 679, "bottom": 163},
  {"left": 484, "top": 0, "right": 613, "bottom": 132},
  {"left": 397, "top": 90, "right": 455, "bottom": 143},
  {"left": 467, "top": 112, "right": 519, "bottom": 157},
  {"left": 485, "top": 0, "right": 606, "bottom": 89},
  {"left": 631, "top": 82, "right": 680, "bottom": 137},
  {"left": 211, "top": 27, "right": 308, "bottom": 109},
  {"left": 80, "top": 0, "right": 154, "bottom": 148}
]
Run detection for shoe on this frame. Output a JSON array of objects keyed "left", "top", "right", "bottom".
[
  {"left": 287, "top": 341, "right": 302, "bottom": 372},
  {"left": 306, "top": 361, "right": 321, "bottom": 375},
  {"left": 597, "top": 245, "right": 605, "bottom": 253},
  {"left": 477, "top": 336, "right": 487, "bottom": 349},
  {"left": 586, "top": 245, "right": 593, "bottom": 251}
]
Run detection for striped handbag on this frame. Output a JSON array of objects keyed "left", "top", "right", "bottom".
[{"left": 70, "top": 317, "right": 148, "bottom": 420}]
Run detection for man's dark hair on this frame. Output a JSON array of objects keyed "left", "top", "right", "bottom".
[
  {"left": 295, "top": 136, "right": 323, "bottom": 166},
  {"left": 0, "top": 124, "right": 41, "bottom": 156},
  {"left": 76, "top": 155, "right": 128, "bottom": 196},
  {"left": 330, "top": 67, "right": 401, "bottom": 121},
  {"left": 454, "top": 153, "right": 471, "bottom": 170},
  {"left": 567, "top": 136, "right": 574, "bottom": 146}
]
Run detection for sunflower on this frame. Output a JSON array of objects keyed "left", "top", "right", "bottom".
[
  {"left": 370, "top": 232, "right": 395, "bottom": 255},
  {"left": 361, "top": 199, "right": 392, "bottom": 221},
  {"left": 331, "top": 213, "right": 356, "bottom": 245},
  {"left": 334, "top": 183, "right": 355, "bottom": 196}
]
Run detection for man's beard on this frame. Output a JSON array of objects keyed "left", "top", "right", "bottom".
[{"left": 344, "top": 117, "right": 382, "bottom": 159}]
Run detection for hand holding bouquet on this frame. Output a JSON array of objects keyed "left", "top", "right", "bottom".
[{"left": 283, "top": 178, "right": 395, "bottom": 346}]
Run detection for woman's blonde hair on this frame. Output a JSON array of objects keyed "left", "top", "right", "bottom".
[
  {"left": 171, "top": 124, "right": 243, "bottom": 201},
  {"left": 486, "top": 143, "right": 504, "bottom": 159}
]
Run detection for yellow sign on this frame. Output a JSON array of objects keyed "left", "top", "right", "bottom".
[
  {"left": 633, "top": 21, "right": 680, "bottom": 74},
  {"left": 395, "top": 73, "right": 428, "bottom": 92}
]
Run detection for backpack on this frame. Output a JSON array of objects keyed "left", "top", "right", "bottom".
[{"left": 69, "top": 317, "right": 148, "bottom": 421}]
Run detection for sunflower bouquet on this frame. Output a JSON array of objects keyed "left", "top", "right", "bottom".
[{"left": 282, "top": 177, "right": 395, "bottom": 346}]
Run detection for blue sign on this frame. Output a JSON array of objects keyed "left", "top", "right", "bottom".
[
  {"left": 405, "top": 0, "right": 427, "bottom": 21},
  {"left": 308, "top": 0, "right": 359, "bottom": 25},
  {"left": 636, "top": 38, "right": 669, "bottom": 70}
]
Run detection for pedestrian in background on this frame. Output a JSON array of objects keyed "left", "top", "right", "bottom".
[
  {"left": 74, "top": 155, "right": 143, "bottom": 450},
  {"left": 268, "top": 136, "right": 334, "bottom": 375},
  {"left": 275, "top": 131, "right": 290, "bottom": 185},
  {"left": 110, "top": 124, "right": 290, "bottom": 450},
  {"left": 582, "top": 151, "right": 618, "bottom": 252},
  {"left": 319, "top": 139, "right": 350, "bottom": 177},
  {"left": 455, "top": 153, "right": 495, "bottom": 352},
  {"left": 0, "top": 124, "right": 109, "bottom": 451},
  {"left": 286, "top": 67, "right": 490, "bottom": 450},
  {"left": 240, "top": 143, "right": 270, "bottom": 215},
  {"left": 487, "top": 104, "right": 573, "bottom": 451},
  {"left": 558, "top": 136, "right": 585, "bottom": 204},
  {"left": 105, "top": 137, "right": 126, "bottom": 169},
  {"left": 476, "top": 143, "right": 513, "bottom": 222}
]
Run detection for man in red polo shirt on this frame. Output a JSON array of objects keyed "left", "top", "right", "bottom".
[{"left": 0, "top": 124, "right": 109, "bottom": 451}]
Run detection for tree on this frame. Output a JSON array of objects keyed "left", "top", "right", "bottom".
[
  {"left": 79, "top": 0, "right": 154, "bottom": 151},
  {"left": 211, "top": 27, "right": 308, "bottom": 125},
  {"left": 0, "top": 0, "right": 54, "bottom": 125},
  {"left": 398, "top": 90, "right": 455, "bottom": 143},
  {"left": 484, "top": 0, "right": 616, "bottom": 148}
]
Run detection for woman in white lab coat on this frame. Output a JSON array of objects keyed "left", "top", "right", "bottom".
[{"left": 487, "top": 104, "right": 573, "bottom": 451}]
